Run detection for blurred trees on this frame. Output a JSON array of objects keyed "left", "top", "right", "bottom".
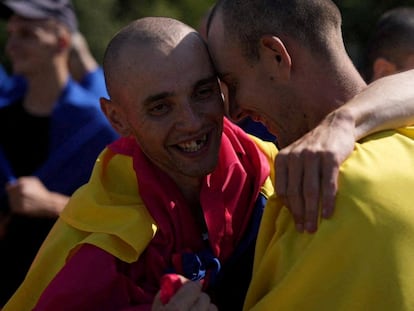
[
  {"left": 1, "top": 0, "right": 414, "bottom": 72},
  {"left": 71, "top": 0, "right": 215, "bottom": 64},
  {"left": 0, "top": 0, "right": 214, "bottom": 69}
]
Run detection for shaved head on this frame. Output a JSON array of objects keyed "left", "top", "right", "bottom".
[
  {"left": 100, "top": 16, "right": 224, "bottom": 185},
  {"left": 209, "top": 0, "right": 342, "bottom": 63},
  {"left": 103, "top": 17, "right": 203, "bottom": 102}
]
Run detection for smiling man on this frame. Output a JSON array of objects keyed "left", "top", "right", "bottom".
[
  {"left": 3, "top": 17, "right": 276, "bottom": 311},
  {"left": 5, "top": 7, "right": 414, "bottom": 311},
  {"left": 207, "top": 0, "right": 414, "bottom": 310}
]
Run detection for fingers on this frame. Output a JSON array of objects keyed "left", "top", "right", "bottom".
[
  {"left": 320, "top": 154, "right": 339, "bottom": 219},
  {"left": 275, "top": 155, "right": 287, "bottom": 197},
  {"left": 285, "top": 153, "right": 305, "bottom": 233},
  {"left": 188, "top": 291, "right": 216, "bottom": 311},
  {"left": 274, "top": 110, "right": 356, "bottom": 233},
  {"left": 153, "top": 279, "right": 215, "bottom": 311},
  {"left": 302, "top": 152, "right": 320, "bottom": 233},
  {"left": 160, "top": 273, "right": 185, "bottom": 304},
  {"left": 276, "top": 152, "right": 305, "bottom": 232},
  {"left": 276, "top": 145, "right": 336, "bottom": 234}
]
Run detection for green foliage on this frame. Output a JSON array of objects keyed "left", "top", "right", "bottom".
[
  {"left": 71, "top": 0, "right": 215, "bottom": 62},
  {"left": 1, "top": 0, "right": 414, "bottom": 73},
  {"left": 0, "top": 0, "right": 215, "bottom": 70},
  {"left": 72, "top": 0, "right": 122, "bottom": 63}
]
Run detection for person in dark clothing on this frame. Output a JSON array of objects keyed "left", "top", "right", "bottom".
[{"left": 0, "top": 0, "right": 118, "bottom": 305}]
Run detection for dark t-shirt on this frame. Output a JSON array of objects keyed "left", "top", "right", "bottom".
[
  {"left": 0, "top": 100, "right": 50, "bottom": 177},
  {"left": 0, "top": 100, "right": 54, "bottom": 306}
]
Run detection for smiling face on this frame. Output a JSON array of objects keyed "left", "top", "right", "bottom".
[
  {"left": 101, "top": 23, "right": 224, "bottom": 186},
  {"left": 207, "top": 9, "right": 306, "bottom": 148}
]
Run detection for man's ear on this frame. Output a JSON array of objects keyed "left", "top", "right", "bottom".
[
  {"left": 260, "top": 35, "right": 292, "bottom": 80},
  {"left": 372, "top": 57, "right": 397, "bottom": 81},
  {"left": 100, "top": 97, "right": 131, "bottom": 136}
]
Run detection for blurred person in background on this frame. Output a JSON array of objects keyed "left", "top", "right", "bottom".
[
  {"left": 69, "top": 30, "right": 109, "bottom": 98},
  {"left": 364, "top": 6, "right": 414, "bottom": 82},
  {"left": 0, "top": 0, "right": 118, "bottom": 306},
  {"left": 0, "top": 63, "right": 26, "bottom": 105}
]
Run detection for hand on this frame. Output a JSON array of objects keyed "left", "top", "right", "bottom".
[
  {"left": 5, "top": 176, "right": 68, "bottom": 218},
  {"left": 152, "top": 275, "right": 217, "bottom": 311},
  {"left": 275, "top": 110, "right": 356, "bottom": 233}
]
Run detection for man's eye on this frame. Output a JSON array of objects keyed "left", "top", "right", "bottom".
[
  {"left": 195, "top": 84, "right": 220, "bottom": 100},
  {"left": 148, "top": 102, "right": 169, "bottom": 115},
  {"left": 196, "top": 87, "right": 214, "bottom": 99}
]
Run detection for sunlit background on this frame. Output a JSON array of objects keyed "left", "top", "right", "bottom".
[{"left": 1, "top": 0, "right": 414, "bottom": 75}]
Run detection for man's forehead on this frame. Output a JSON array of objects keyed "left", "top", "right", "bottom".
[
  {"left": 118, "top": 50, "right": 215, "bottom": 92},
  {"left": 108, "top": 26, "right": 215, "bottom": 96},
  {"left": 125, "top": 33, "right": 209, "bottom": 66},
  {"left": 207, "top": 10, "right": 227, "bottom": 53},
  {"left": 207, "top": 6, "right": 225, "bottom": 38},
  {"left": 207, "top": 14, "right": 232, "bottom": 77}
]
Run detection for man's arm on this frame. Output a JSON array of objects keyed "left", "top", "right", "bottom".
[
  {"left": 350, "top": 69, "right": 414, "bottom": 138},
  {"left": 275, "top": 69, "right": 414, "bottom": 233}
]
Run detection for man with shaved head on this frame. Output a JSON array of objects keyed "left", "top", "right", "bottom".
[
  {"left": 5, "top": 9, "right": 414, "bottom": 311},
  {"left": 4, "top": 17, "right": 276, "bottom": 311},
  {"left": 207, "top": 0, "right": 414, "bottom": 310}
]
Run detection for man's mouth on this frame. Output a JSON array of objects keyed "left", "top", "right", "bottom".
[{"left": 177, "top": 134, "right": 208, "bottom": 152}]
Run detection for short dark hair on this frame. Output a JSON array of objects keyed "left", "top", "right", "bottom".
[
  {"left": 210, "top": 0, "right": 342, "bottom": 63},
  {"left": 364, "top": 7, "right": 414, "bottom": 82}
]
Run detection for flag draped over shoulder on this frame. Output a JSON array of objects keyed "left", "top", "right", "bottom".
[{"left": 4, "top": 118, "right": 276, "bottom": 311}]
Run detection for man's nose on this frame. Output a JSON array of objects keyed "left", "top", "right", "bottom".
[
  {"left": 175, "top": 101, "right": 203, "bottom": 131},
  {"left": 227, "top": 98, "right": 244, "bottom": 122}
]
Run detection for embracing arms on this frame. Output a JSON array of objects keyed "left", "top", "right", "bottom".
[{"left": 277, "top": 70, "right": 414, "bottom": 233}]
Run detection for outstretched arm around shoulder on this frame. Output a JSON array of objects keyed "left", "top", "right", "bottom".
[{"left": 276, "top": 69, "right": 414, "bottom": 233}]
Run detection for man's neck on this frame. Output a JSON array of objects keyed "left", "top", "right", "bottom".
[
  {"left": 23, "top": 64, "right": 69, "bottom": 116},
  {"left": 304, "top": 54, "right": 367, "bottom": 130}
]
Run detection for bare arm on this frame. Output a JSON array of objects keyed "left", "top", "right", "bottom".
[
  {"left": 350, "top": 70, "right": 414, "bottom": 138},
  {"left": 276, "top": 69, "right": 414, "bottom": 233}
]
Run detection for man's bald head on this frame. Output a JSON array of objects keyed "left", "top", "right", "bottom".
[
  {"left": 103, "top": 17, "right": 203, "bottom": 102},
  {"left": 99, "top": 16, "right": 224, "bottom": 182},
  {"left": 209, "top": 0, "right": 342, "bottom": 63}
]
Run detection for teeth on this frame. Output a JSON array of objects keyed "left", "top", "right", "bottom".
[{"left": 178, "top": 134, "right": 207, "bottom": 152}]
